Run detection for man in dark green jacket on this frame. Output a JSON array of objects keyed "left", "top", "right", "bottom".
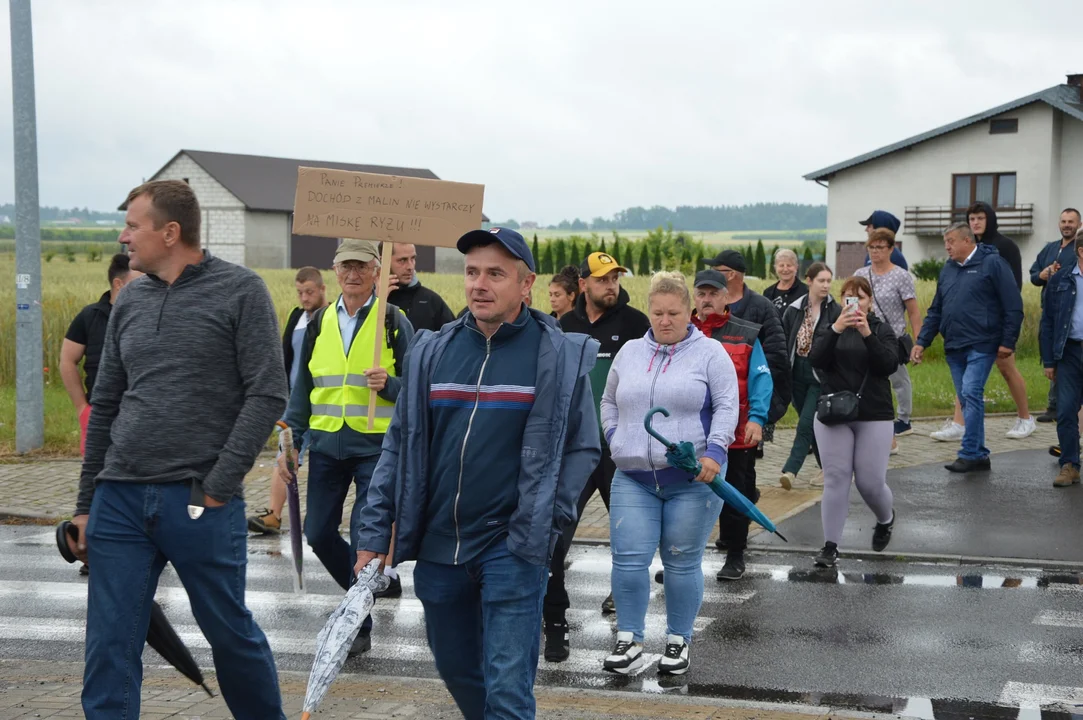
[{"left": 543, "top": 251, "right": 650, "bottom": 661}]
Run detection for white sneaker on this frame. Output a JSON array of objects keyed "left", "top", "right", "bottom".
[
  {"left": 779, "top": 471, "right": 795, "bottom": 490},
  {"left": 930, "top": 420, "right": 965, "bottom": 442},
  {"left": 603, "top": 631, "right": 644, "bottom": 675},
  {"left": 809, "top": 470, "right": 824, "bottom": 487},
  {"left": 890, "top": 440, "right": 899, "bottom": 456},
  {"left": 1006, "top": 417, "right": 1036, "bottom": 439},
  {"left": 658, "top": 634, "right": 690, "bottom": 675}
]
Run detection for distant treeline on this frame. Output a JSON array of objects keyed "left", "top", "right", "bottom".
[
  {"left": 0, "top": 204, "right": 125, "bottom": 224},
  {"left": 0, "top": 226, "right": 121, "bottom": 242},
  {"left": 500, "top": 203, "right": 827, "bottom": 232}
]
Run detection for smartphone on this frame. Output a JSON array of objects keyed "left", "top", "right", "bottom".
[{"left": 845, "top": 296, "right": 859, "bottom": 309}]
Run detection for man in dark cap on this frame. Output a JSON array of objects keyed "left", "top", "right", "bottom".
[
  {"left": 355, "top": 227, "right": 600, "bottom": 720},
  {"left": 691, "top": 269, "right": 772, "bottom": 579},
  {"left": 860, "top": 210, "right": 909, "bottom": 270},
  {"left": 703, "top": 249, "right": 790, "bottom": 548}
]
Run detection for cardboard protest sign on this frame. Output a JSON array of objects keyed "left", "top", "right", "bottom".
[
  {"left": 292, "top": 167, "right": 485, "bottom": 425},
  {"left": 292, "top": 167, "right": 485, "bottom": 248}
]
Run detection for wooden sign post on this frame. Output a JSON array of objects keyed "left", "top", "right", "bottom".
[{"left": 292, "top": 167, "right": 485, "bottom": 424}]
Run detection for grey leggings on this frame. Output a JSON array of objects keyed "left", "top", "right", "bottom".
[{"left": 813, "top": 418, "right": 894, "bottom": 545}]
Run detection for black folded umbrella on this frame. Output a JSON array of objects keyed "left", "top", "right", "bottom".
[
  {"left": 147, "top": 601, "right": 214, "bottom": 697},
  {"left": 55, "top": 521, "right": 214, "bottom": 697}
]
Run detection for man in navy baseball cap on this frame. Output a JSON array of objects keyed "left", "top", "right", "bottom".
[{"left": 457, "top": 227, "right": 536, "bottom": 272}]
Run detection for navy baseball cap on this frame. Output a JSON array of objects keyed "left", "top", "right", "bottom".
[
  {"left": 858, "top": 210, "right": 901, "bottom": 234},
  {"left": 694, "top": 269, "right": 727, "bottom": 290},
  {"left": 456, "top": 227, "right": 536, "bottom": 272}
]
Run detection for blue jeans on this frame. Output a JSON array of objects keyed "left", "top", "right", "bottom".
[
  {"left": 304, "top": 451, "right": 378, "bottom": 591},
  {"left": 609, "top": 470, "right": 724, "bottom": 644},
  {"left": 1056, "top": 340, "right": 1083, "bottom": 469},
  {"left": 945, "top": 349, "right": 997, "bottom": 461},
  {"left": 413, "top": 540, "right": 548, "bottom": 720},
  {"left": 83, "top": 481, "right": 283, "bottom": 720}
]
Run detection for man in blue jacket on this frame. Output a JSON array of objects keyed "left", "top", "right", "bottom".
[
  {"left": 1031, "top": 208, "right": 1082, "bottom": 424},
  {"left": 1040, "top": 228, "right": 1083, "bottom": 487},
  {"left": 912, "top": 222, "right": 1023, "bottom": 473},
  {"left": 355, "top": 227, "right": 601, "bottom": 720}
]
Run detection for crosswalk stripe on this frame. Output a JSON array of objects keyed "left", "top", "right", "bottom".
[
  {"left": 1017, "top": 641, "right": 1083, "bottom": 666},
  {"left": 0, "top": 616, "right": 680, "bottom": 676},
  {"left": 1000, "top": 681, "right": 1083, "bottom": 706},
  {"left": 1033, "top": 610, "right": 1083, "bottom": 628}
]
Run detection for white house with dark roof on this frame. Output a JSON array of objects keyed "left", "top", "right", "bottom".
[
  {"left": 124, "top": 150, "right": 488, "bottom": 271},
  {"left": 804, "top": 75, "right": 1083, "bottom": 277}
]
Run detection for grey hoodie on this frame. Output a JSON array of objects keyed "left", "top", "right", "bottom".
[{"left": 76, "top": 253, "right": 288, "bottom": 515}]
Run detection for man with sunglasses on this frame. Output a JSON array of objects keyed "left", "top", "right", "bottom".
[{"left": 278, "top": 238, "right": 414, "bottom": 654}]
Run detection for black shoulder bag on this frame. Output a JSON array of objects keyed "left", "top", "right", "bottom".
[{"left": 816, "top": 361, "right": 868, "bottom": 426}]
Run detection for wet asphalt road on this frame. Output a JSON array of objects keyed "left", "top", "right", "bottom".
[
  {"left": 753, "top": 449, "right": 1083, "bottom": 563},
  {"left": 3, "top": 524, "right": 1083, "bottom": 716}
]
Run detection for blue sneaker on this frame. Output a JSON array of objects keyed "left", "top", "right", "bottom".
[{"left": 893, "top": 420, "right": 913, "bottom": 437}]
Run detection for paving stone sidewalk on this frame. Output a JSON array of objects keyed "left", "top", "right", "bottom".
[
  {"left": 0, "top": 659, "right": 836, "bottom": 720},
  {"left": 0, "top": 416, "right": 1057, "bottom": 544}
]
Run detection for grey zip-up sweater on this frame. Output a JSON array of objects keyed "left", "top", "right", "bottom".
[{"left": 75, "top": 253, "right": 288, "bottom": 515}]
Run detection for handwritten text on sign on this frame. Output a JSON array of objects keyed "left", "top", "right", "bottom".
[{"left": 292, "top": 168, "right": 485, "bottom": 249}]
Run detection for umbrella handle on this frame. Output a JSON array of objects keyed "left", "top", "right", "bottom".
[{"left": 643, "top": 406, "right": 677, "bottom": 451}]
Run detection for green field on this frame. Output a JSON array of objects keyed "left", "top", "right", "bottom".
[{"left": 0, "top": 252, "right": 1049, "bottom": 456}]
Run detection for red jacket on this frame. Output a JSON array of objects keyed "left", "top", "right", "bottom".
[{"left": 693, "top": 311, "right": 773, "bottom": 450}]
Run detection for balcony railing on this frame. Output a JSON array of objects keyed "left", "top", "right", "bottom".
[{"left": 903, "top": 204, "right": 1034, "bottom": 236}]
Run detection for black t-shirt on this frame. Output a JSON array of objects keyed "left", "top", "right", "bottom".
[
  {"left": 64, "top": 292, "right": 112, "bottom": 403},
  {"left": 763, "top": 279, "right": 809, "bottom": 316}
]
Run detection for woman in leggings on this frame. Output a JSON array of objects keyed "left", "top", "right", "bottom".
[{"left": 809, "top": 276, "right": 898, "bottom": 568}]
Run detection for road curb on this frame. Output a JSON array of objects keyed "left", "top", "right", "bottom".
[
  {"left": 0, "top": 506, "right": 60, "bottom": 522},
  {"left": 743, "top": 543, "right": 1083, "bottom": 571}
]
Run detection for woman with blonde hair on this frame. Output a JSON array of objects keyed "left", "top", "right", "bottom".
[
  {"left": 763, "top": 248, "right": 808, "bottom": 316},
  {"left": 600, "top": 271, "right": 738, "bottom": 676}
]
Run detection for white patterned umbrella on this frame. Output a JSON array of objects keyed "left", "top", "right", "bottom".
[{"left": 300, "top": 559, "right": 390, "bottom": 719}]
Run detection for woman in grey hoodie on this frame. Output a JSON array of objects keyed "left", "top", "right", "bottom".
[{"left": 600, "top": 272, "right": 739, "bottom": 677}]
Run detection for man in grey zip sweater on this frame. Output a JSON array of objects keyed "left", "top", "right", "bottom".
[{"left": 72, "top": 181, "right": 288, "bottom": 719}]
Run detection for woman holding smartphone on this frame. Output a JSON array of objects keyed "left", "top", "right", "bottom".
[{"left": 809, "top": 276, "right": 899, "bottom": 568}]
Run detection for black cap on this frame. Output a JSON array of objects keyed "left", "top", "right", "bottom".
[
  {"left": 703, "top": 249, "right": 746, "bottom": 273},
  {"left": 456, "top": 227, "right": 536, "bottom": 272},
  {"left": 694, "top": 269, "right": 727, "bottom": 290}
]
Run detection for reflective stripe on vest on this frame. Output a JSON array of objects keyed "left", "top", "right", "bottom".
[{"left": 308, "top": 298, "right": 396, "bottom": 434}]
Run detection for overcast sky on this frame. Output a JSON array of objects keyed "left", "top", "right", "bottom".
[{"left": 0, "top": 0, "right": 1079, "bottom": 224}]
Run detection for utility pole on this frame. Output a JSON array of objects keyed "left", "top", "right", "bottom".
[{"left": 10, "top": 0, "right": 43, "bottom": 452}]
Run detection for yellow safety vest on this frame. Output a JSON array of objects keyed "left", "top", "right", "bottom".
[{"left": 308, "top": 298, "right": 396, "bottom": 434}]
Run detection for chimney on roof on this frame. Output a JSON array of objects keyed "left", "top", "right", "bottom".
[{"left": 1067, "top": 73, "right": 1083, "bottom": 88}]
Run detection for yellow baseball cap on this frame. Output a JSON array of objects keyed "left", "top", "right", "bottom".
[{"left": 580, "top": 251, "right": 629, "bottom": 278}]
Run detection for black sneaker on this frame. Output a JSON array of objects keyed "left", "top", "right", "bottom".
[
  {"left": 716, "top": 551, "right": 746, "bottom": 581},
  {"left": 814, "top": 542, "right": 839, "bottom": 568},
  {"left": 600, "top": 593, "right": 615, "bottom": 615},
  {"left": 654, "top": 570, "right": 665, "bottom": 584},
  {"left": 373, "top": 574, "right": 402, "bottom": 599},
  {"left": 602, "top": 632, "right": 644, "bottom": 674},
  {"left": 543, "top": 621, "right": 570, "bottom": 662},
  {"left": 872, "top": 511, "right": 895, "bottom": 552},
  {"left": 1051, "top": 445, "right": 1063, "bottom": 458},
  {"left": 1037, "top": 409, "right": 1056, "bottom": 424},
  {"left": 714, "top": 536, "right": 728, "bottom": 551},
  {"left": 348, "top": 631, "right": 371, "bottom": 656},
  {"left": 658, "top": 634, "right": 690, "bottom": 675},
  {"left": 79, "top": 563, "right": 89, "bottom": 576}
]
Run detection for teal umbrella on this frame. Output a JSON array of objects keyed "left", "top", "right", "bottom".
[{"left": 644, "top": 406, "right": 787, "bottom": 541}]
